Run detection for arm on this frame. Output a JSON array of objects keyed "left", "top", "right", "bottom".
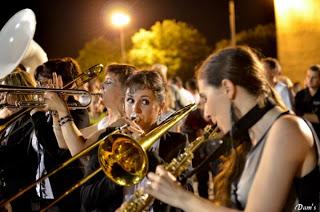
[
  {"left": 80, "top": 124, "right": 99, "bottom": 137},
  {"left": 47, "top": 110, "right": 100, "bottom": 149},
  {"left": 145, "top": 166, "right": 239, "bottom": 212},
  {"left": 51, "top": 113, "right": 68, "bottom": 149},
  {"left": 31, "top": 109, "right": 68, "bottom": 149},
  {"left": 44, "top": 92, "right": 96, "bottom": 156},
  {"left": 30, "top": 111, "right": 66, "bottom": 158},
  {"left": 245, "top": 115, "right": 315, "bottom": 212}
]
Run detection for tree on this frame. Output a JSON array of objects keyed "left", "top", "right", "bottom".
[
  {"left": 215, "top": 23, "right": 276, "bottom": 58},
  {"left": 77, "top": 36, "right": 121, "bottom": 79},
  {"left": 128, "top": 20, "right": 211, "bottom": 81}
]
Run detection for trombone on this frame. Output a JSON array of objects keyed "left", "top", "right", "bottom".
[
  {"left": 0, "top": 64, "right": 104, "bottom": 138},
  {"left": 0, "top": 103, "right": 197, "bottom": 211}
]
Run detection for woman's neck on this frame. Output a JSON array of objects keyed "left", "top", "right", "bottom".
[
  {"left": 233, "top": 88, "right": 257, "bottom": 119},
  {"left": 233, "top": 89, "right": 273, "bottom": 146},
  {"left": 107, "top": 108, "right": 122, "bottom": 123}
]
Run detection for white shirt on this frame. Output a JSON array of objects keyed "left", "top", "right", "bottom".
[
  {"left": 178, "top": 88, "right": 196, "bottom": 106},
  {"left": 31, "top": 131, "right": 54, "bottom": 199},
  {"left": 275, "top": 82, "right": 293, "bottom": 111},
  {"left": 97, "top": 116, "right": 109, "bottom": 130}
]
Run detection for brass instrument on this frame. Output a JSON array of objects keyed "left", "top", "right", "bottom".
[
  {"left": 0, "top": 63, "right": 104, "bottom": 109},
  {"left": 0, "top": 85, "right": 92, "bottom": 109},
  {"left": 0, "top": 9, "right": 37, "bottom": 79},
  {"left": 0, "top": 64, "right": 104, "bottom": 138},
  {"left": 99, "top": 103, "right": 197, "bottom": 186},
  {"left": 63, "top": 63, "right": 104, "bottom": 88},
  {"left": 0, "top": 104, "right": 197, "bottom": 211},
  {"left": 120, "top": 125, "right": 222, "bottom": 212}
]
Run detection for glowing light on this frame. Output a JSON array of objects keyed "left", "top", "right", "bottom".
[
  {"left": 111, "top": 12, "right": 130, "bottom": 27},
  {"left": 274, "top": 0, "right": 313, "bottom": 20}
]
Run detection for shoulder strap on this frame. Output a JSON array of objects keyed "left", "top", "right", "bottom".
[{"left": 230, "top": 99, "right": 275, "bottom": 140}]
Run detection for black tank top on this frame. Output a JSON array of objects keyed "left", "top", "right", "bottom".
[{"left": 294, "top": 120, "right": 320, "bottom": 210}]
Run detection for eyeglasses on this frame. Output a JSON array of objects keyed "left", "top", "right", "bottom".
[{"left": 102, "top": 78, "right": 115, "bottom": 89}]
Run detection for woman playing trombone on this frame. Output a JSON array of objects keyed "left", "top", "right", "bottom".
[
  {"left": 81, "top": 70, "right": 187, "bottom": 211},
  {"left": 144, "top": 46, "right": 320, "bottom": 212}
]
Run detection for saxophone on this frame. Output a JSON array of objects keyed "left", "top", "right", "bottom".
[{"left": 120, "top": 125, "right": 221, "bottom": 212}]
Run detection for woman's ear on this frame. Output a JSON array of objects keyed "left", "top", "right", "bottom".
[{"left": 221, "top": 79, "right": 236, "bottom": 100}]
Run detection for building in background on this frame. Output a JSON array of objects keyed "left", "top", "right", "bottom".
[{"left": 274, "top": 0, "right": 320, "bottom": 84}]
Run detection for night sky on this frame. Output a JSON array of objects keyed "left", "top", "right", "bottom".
[{"left": 0, "top": 0, "right": 275, "bottom": 58}]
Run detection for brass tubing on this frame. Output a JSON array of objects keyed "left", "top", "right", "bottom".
[{"left": 0, "top": 128, "right": 120, "bottom": 207}]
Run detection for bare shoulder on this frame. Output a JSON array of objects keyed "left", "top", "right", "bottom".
[
  {"left": 271, "top": 115, "right": 313, "bottom": 141},
  {"left": 266, "top": 114, "right": 314, "bottom": 160}
]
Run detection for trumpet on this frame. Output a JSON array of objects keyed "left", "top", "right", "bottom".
[
  {"left": 0, "top": 104, "right": 196, "bottom": 212},
  {"left": 0, "top": 64, "right": 104, "bottom": 139},
  {"left": 120, "top": 124, "right": 222, "bottom": 212},
  {"left": 0, "top": 85, "right": 92, "bottom": 109}
]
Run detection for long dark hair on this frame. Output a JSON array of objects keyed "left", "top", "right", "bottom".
[{"left": 197, "top": 46, "right": 284, "bottom": 206}]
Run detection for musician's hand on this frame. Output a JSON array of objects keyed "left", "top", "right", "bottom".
[
  {"left": 0, "top": 108, "right": 14, "bottom": 119},
  {"left": 109, "top": 117, "right": 145, "bottom": 139},
  {"left": 45, "top": 72, "right": 63, "bottom": 89},
  {"left": 124, "top": 117, "right": 145, "bottom": 139},
  {"left": 43, "top": 92, "right": 68, "bottom": 114},
  {"left": 144, "top": 165, "right": 186, "bottom": 209},
  {"left": 115, "top": 202, "right": 128, "bottom": 212}
]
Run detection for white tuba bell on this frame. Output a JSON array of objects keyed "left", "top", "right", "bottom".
[
  {"left": 21, "top": 39, "right": 48, "bottom": 75},
  {"left": 0, "top": 8, "right": 47, "bottom": 79}
]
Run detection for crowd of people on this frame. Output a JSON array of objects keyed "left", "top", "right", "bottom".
[{"left": 0, "top": 44, "right": 319, "bottom": 212}]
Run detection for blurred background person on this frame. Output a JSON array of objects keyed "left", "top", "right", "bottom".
[
  {"left": 185, "top": 78, "right": 200, "bottom": 104},
  {"left": 261, "top": 57, "right": 294, "bottom": 111},
  {"left": 151, "top": 63, "right": 177, "bottom": 124},
  {"left": 169, "top": 76, "right": 195, "bottom": 110},
  {"left": 292, "top": 81, "right": 302, "bottom": 97},
  {"left": 294, "top": 64, "right": 320, "bottom": 137}
]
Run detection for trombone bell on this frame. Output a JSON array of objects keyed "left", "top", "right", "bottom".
[
  {"left": 98, "top": 103, "right": 197, "bottom": 187},
  {"left": 99, "top": 134, "right": 148, "bottom": 186}
]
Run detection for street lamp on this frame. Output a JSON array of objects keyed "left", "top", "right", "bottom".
[
  {"left": 111, "top": 11, "right": 130, "bottom": 63},
  {"left": 229, "top": 0, "right": 236, "bottom": 47}
]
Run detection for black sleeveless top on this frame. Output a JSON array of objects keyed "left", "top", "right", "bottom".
[
  {"left": 294, "top": 120, "right": 320, "bottom": 210},
  {"left": 232, "top": 111, "right": 320, "bottom": 211}
]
